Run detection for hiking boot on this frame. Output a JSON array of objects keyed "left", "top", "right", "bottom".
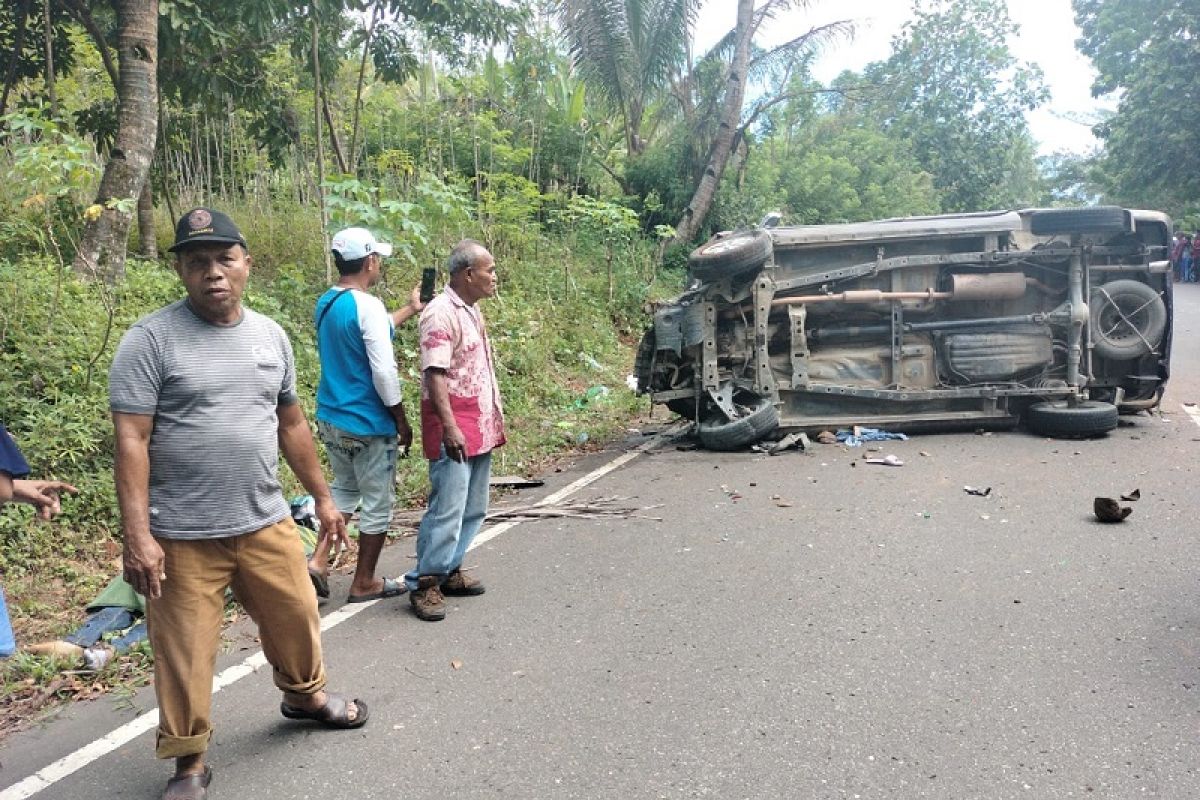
[
  {"left": 441, "top": 569, "right": 485, "bottom": 597},
  {"left": 410, "top": 576, "right": 446, "bottom": 621}
]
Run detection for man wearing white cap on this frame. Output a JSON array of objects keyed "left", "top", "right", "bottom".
[{"left": 308, "top": 227, "right": 423, "bottom": 603}]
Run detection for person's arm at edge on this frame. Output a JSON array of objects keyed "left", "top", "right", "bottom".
[
  {"left": 277, "top": 401, "right": 350, "bottom": 550},
  {"left": 389, "top": 286, "right": 424, "bottom": 327},
  {"left": 426, "top": 367, "right": 466, "bottom": 462},
  {"left": 113, "top": 412, "right": 165, "bottom": 600},
  {"left": 10, "top": 479, "right": 78, "bottom": 520}
]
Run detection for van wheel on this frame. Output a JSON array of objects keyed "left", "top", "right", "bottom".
[
  {"left": 688, "top": 229, "right": 772, "bottom": 281},
  {"left": 1090, "top": 279, "right": 1167, "bottom": 361},
  {"left": 1026, "top": 400, "right": 1119, "bottom": 438},
  {"left": 1030, "top": 206, "right": 1131, "bottom": 236},
  {"left": 698, "top": 394, "right": 779, "bottom": 451}
]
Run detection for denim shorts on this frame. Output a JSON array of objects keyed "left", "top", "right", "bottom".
[{"left": 317, "top": 419, "right": 397, "bottom": 534}]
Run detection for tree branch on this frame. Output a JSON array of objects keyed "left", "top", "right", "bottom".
[{"left": 62, "top": 0, "right": 119, "bottom": 88}]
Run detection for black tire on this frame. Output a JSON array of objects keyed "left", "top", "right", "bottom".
[
  {"left": 1030, "top": 206, "right": 1131, "bottom": 236},
  {"left": 688, "top": 229, "right": 772, "bottom": 281},
  {"left": 1089, "top": 279, "right": 1166, "bottom": 361},
  {"left": 698, "top": 395, "right": 779, "bottom": 451},
  {"left": 666, "top": 397, "right": 697, "bottom": 419},
  {"left": 1026, "top": 400, "right": 1119, "bottom": 438}
]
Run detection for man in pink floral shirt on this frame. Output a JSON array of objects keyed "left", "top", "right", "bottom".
[{"left": 406, "top": 239, "right": 505, "bottom": 621}]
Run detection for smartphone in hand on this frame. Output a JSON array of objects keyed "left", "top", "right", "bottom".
[{"left": 420, "top": 267, "right": 436, "bottom": 303}]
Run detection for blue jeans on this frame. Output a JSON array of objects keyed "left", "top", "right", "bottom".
[
  {"left": 405, "top": 448, "right": 492, "bottom": 590},
  {"left": 64, "top": 606, "right": 148, "bottom": 652}
]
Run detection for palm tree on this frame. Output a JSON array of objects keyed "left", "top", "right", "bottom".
[{"left": 558, "top": 0, "right": 701, "bottom": 159}]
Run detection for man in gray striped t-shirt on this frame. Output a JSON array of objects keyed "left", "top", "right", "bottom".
[{"left": 110, "top": 208, "right": 371, "bottom": 800}]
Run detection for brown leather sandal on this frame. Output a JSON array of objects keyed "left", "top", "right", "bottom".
[
  {"left": 163, "top": 765, "right": 211, "bottom": 800},
  {"left": 279, "top": 692, "right": 369, "bottom": 729}
]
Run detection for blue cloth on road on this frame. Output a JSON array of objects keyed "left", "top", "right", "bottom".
[{"left": 835, "top": 427, "right": 908, "bottom": 447}]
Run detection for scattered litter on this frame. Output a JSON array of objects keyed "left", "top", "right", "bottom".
[
  {"left": 980, "top": 514, "right": 991, "bottom": 520},
  {"left": 774, "top": 500, "right": 793, "bottom": 508},
  {"left": 625, "top": 374, "right": 639, "bottom": 391},
  {"left": 919, "top": 451, "right": 930, "bottom": 457},
  {"left": 579, "top": 352, "right": 603, "bottom": 371},
  {"left": 1094, "top": 497, "right": 1132, "bottom": 523},
  {"left": 572, "top": 385, "right": 610, "bottom": 409},
  {"left": 836, "top": 427, "right": 908, "bottom": 447},
  {"left": 864, "top": 454, "right": 904, "bottom": 466},
  {"left": 816, "top": 430, "right": 838, "bottom": 444},
  {"left": 485, "top": 495, "right": 663, "bottom": 522},
  {"left": 489, "top": 476, "right": 546, "bottom": 489},
  {"left": 764, "top": 431, "right": 809, "bottom": 455},
  {"left": 963, "top": 486, "right": 992, "bottom": 497},
  {"left": 1120, "top": 488, "right": 1141, "bottom": 502},
  {"left": 450, "top": 660, "right": 463, "bottom": 670}
]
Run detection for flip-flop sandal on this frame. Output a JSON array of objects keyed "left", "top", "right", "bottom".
[
  {"left": 346, "top": 576, "right": 406, "bottom": 603},
  {"left": 163, "top": 765, "right": 212, "bottom": 800},
  {"left": 280, "top": 692, "right": 369, "bottom": 729},
  {"left": 308, "top": 567, "right": 330, "bottom": 599}
]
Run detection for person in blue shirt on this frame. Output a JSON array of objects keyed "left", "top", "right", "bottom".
[
  {"left": 2, "top": 423, "right": 76, "bottom": 658},
  {"left": 308, "top": 227, "right": 423, "bottom": 602},
  {"left": 0, "top": 423, "right": 76, "bottom": 519}
]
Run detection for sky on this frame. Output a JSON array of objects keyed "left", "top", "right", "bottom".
[{"left": 694, "top": 0, "right": 1110, "bottom": 156}]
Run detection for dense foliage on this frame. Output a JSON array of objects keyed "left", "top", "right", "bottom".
[{"left": 1073, "top": 0, "right": 1200, "bottom": 220}]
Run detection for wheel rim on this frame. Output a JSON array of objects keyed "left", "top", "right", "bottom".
[{"left": 1096, "top": 296, "right": 1154, "bottom": 344}]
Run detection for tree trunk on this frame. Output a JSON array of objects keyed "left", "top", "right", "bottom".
[
  {"left": 311, "top": 13, "right": 331, "bottom": 282},
  {"left": 43, "top": 0, "right": 56, "bottom": 116},
  {"left": 348, "top": 3, "right": 379, "bottom": 171},
  {"left": 671, "top": 0, "right": 753, "bottom": 246},
  {"left": 137, "top": 180, "right": 156, "bottom": 259},
  {"left": 321, "top": 90, "right": 349, "bottom": 173},
  {"left": 73, "top": 0, "right": 158, "bottom": 283}
]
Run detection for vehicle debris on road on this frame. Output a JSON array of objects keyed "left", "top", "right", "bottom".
[{"left": 1094, "top": 496, "right": 1133, "bottom": 523}]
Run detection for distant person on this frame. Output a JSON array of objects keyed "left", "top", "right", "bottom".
[
  {"left": 1185, "top": 231, "right": 1195, "bottom": 281},
  {"left": 1170, "top": 233, "right": 1186, "bottom": 281},
  {"left": 1181, "top": 234, "right": 1194, "bottom": 283},
  {"left": 306, "top": 227, "right": 421, "bottom": 603},
  {"left": 110, "top": 208, "right": 369, "bottom": 800},
  {"left": 406, "top": 239, "right": 505, "bottom": 621},
  {"left": 0, "top": 423, "right": 76, "bottom": 519}
]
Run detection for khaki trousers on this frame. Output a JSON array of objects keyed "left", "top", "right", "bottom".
[{"left": 147, "top": 519, "right": 326, "bottom": 759}]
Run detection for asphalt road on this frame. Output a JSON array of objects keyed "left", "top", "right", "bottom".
[{"left": 3, "top": 286, "right": 1200, "bottom": 800}]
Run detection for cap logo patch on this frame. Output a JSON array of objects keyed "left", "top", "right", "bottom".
[{"left": 188, "top": 209, "right": 213, "bottom": 230}]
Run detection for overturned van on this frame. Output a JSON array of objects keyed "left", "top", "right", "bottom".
[{"left": 636, "top": 207, "right": 1173, "bottom": 450}]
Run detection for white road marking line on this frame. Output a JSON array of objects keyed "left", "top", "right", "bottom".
[
  {"left": 0, "top": 434, "right": 666, "bottom": 800},
  {"left": 1182, "top": 403, "right": 1200, "bottom": 428}
]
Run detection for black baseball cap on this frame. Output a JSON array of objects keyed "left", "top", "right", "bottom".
[{"left": 168, "top": 207, "right": 248, "bottom": 253}]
